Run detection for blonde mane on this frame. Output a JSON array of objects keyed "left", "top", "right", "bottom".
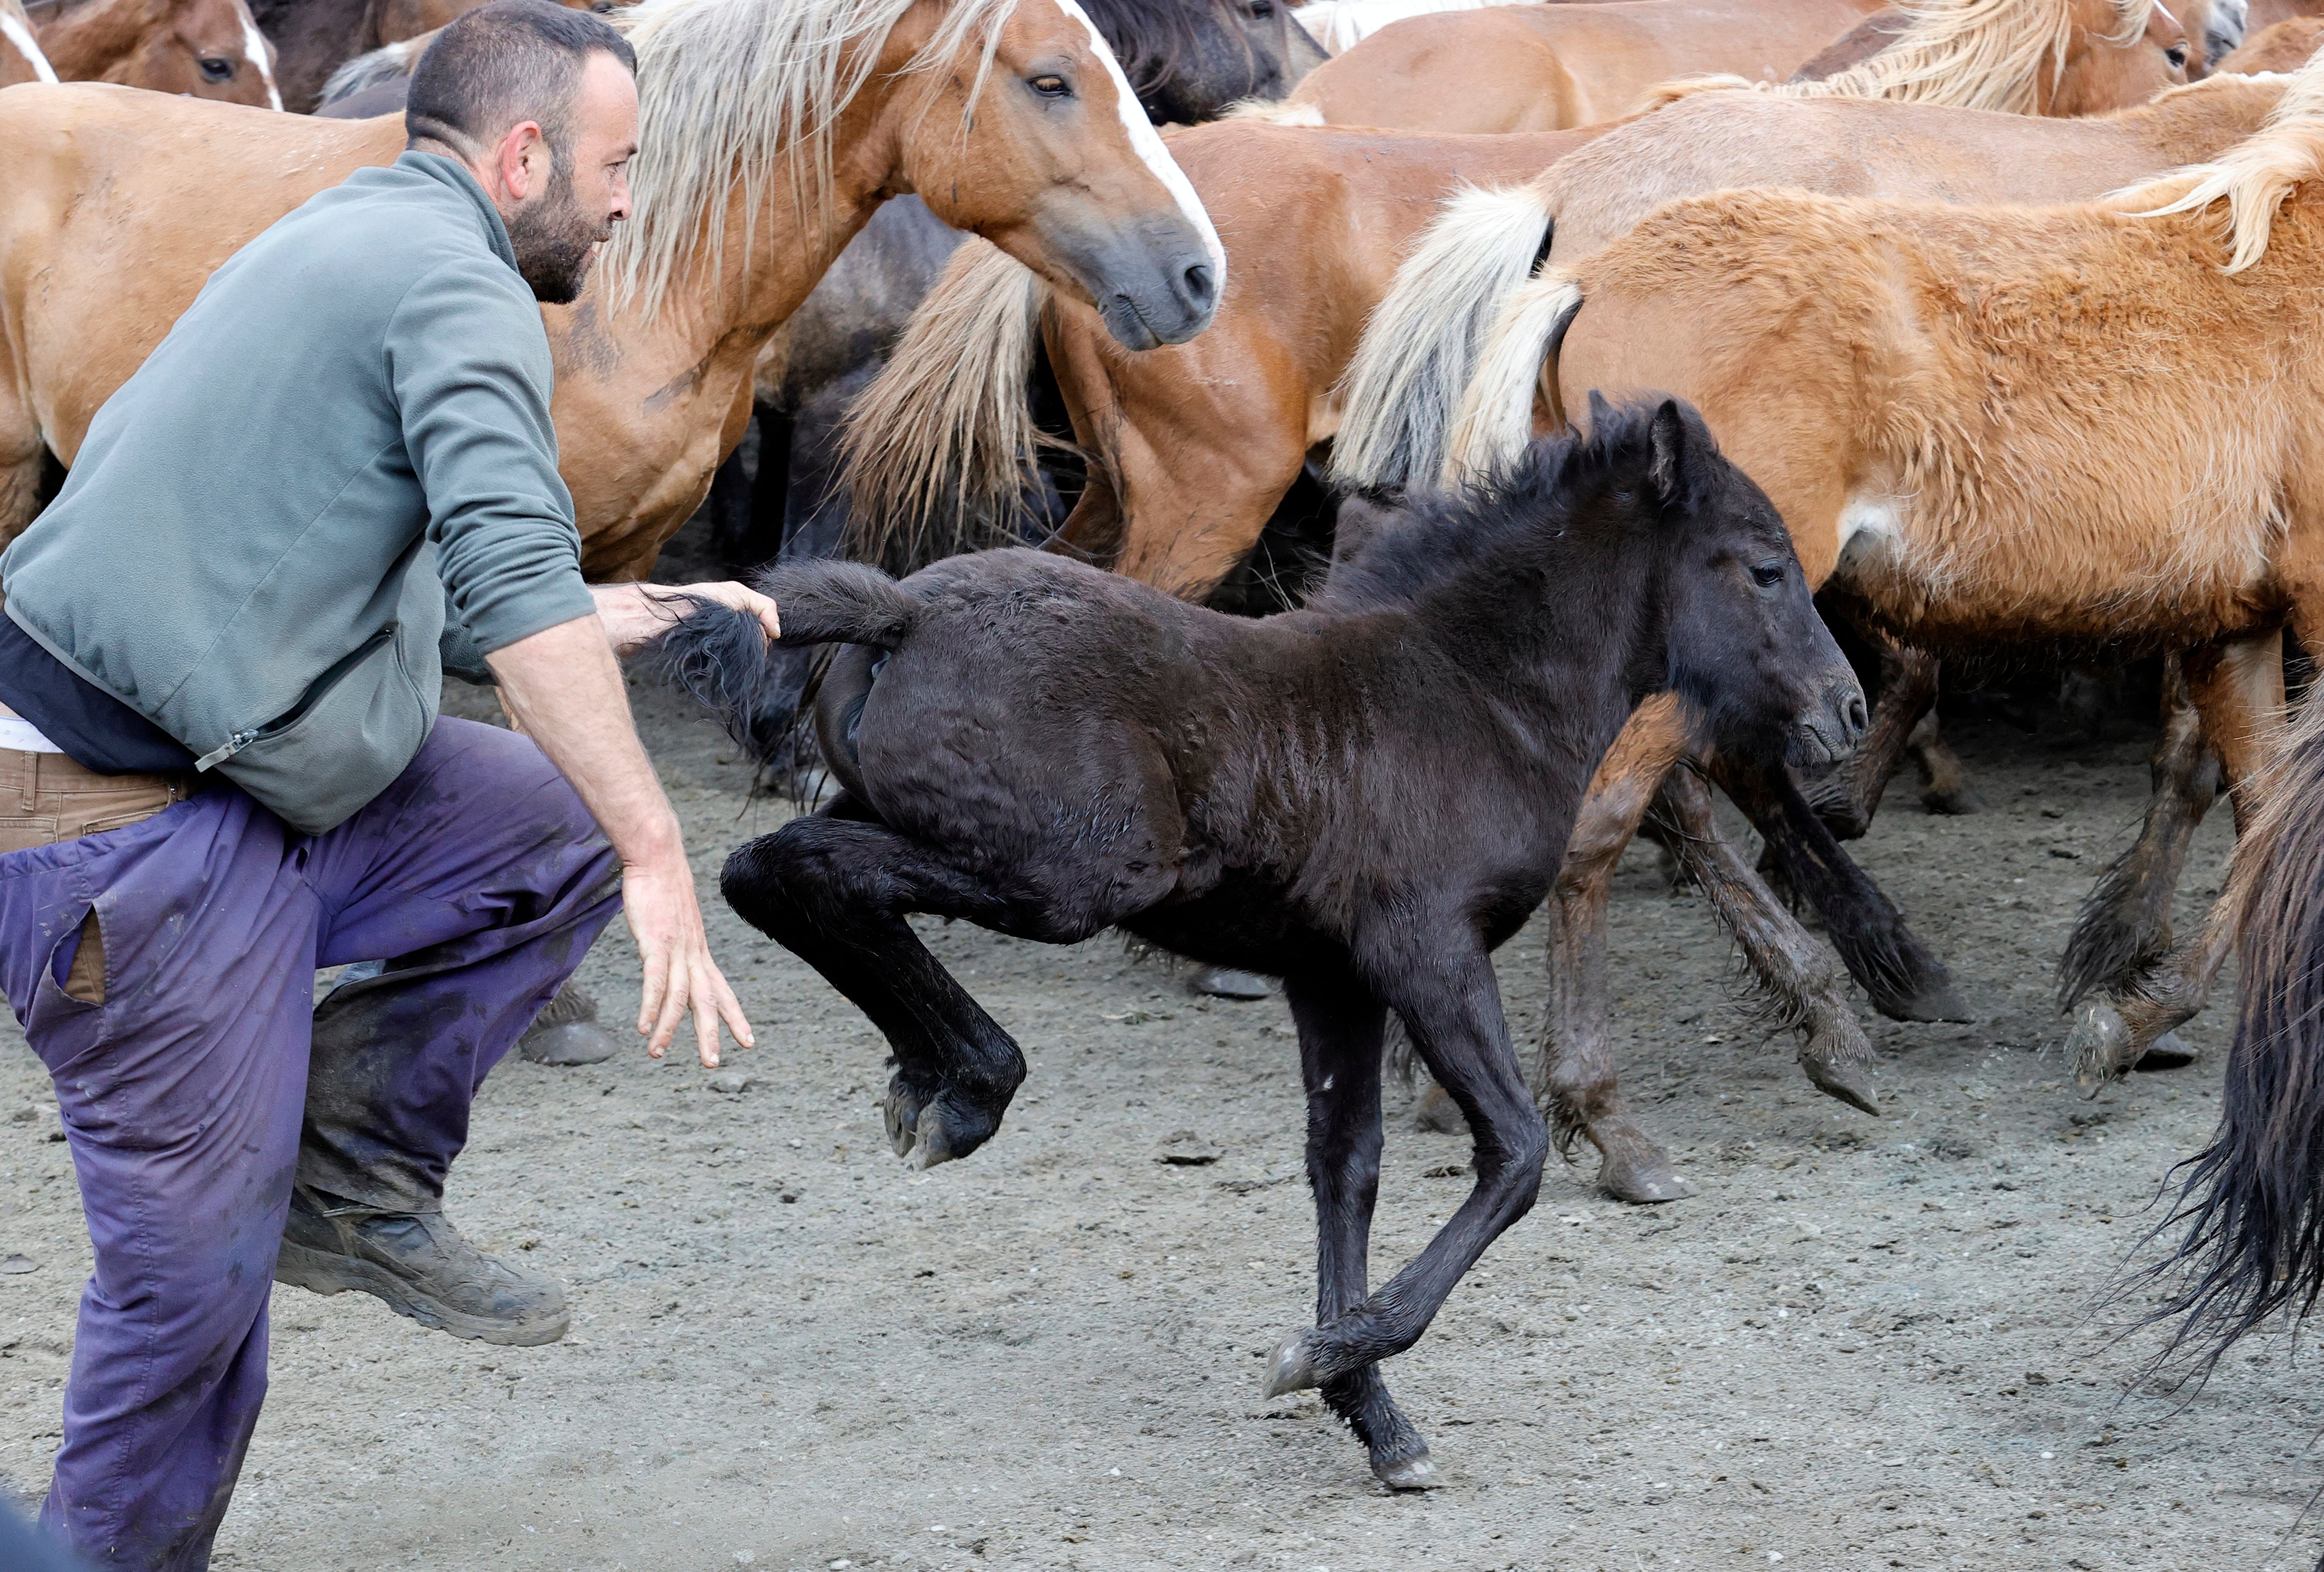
[
  {"left": 596, "top": 0, "right": 1021, "bottom": 321},
  {"left": 2116, "top": 46, "right": 2324, "bottom": 270},
  {"left": 1, "top": 0, "right": 60, "bottom": 83},
  {"left": 1646, "top": 0, "right": 2157, "bottom": 115}
]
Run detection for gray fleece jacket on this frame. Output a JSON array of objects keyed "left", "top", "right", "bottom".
[{"left": 0, "top": 151, "right": 595, "bottom": 833}]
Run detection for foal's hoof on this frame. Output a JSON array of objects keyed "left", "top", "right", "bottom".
[
  {"left": 1921, "top": 784, "right": 1984, "bottom": 817},
  {"left": 1872, "top": 977, "right": 1974, "bottom": 1024},
  {"left": 2068, "top": 1002, "right": 2135, "bottom": 1093},
  {"left": 1261, "top": 1335, "right": 1319, "bottom": 1397},
  {"left": 1801, "top": 1053, "right": 1880, "bottom": 1117},
  {"left": 1597, "top": 1147, "right": 1693, "bottom": 1205},
  {"left": 881, "top": 1085, "right": 962, "bottom": 1170},
  {"left": 1372, "top": 1448, "right": 1442, "bottom": 1491},
  {"left": 2134, "top": 1031, "right": 2201, "bottom": 1072}
]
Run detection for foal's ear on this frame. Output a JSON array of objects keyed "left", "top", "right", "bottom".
[{"left": 1646, "top": 399, "right": 1689, "bottom": 509}]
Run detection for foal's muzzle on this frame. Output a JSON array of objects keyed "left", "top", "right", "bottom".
[{"left": 1791, "top": 677, "right": 1870, "bottom": 767}]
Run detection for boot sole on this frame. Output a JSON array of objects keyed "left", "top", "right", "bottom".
[{"left": 274, "top": 1240, "right": 571, "bottom": 1347}]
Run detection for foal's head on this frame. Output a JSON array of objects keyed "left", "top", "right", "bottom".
[{"left": 1591, "top": 397, "right": 1867, "bottom": 769}]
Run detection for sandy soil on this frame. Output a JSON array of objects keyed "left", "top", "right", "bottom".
[{"left": 5, "top": 666, "right": 2319, "bottom": 1572}]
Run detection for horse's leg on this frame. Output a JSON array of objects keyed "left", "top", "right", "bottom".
[
  {"left": 2057, "top": 653, "right": 2221, "bottom": 1014},
  {"left": 1646, "top": 767, "right": 1879, "bottom": 1114},
  {"left": 1713, "top": 752, "right": 1972, "bottom": 1024},
  {"left": 1798, "top": 641, "right": 1939, "bottom": 841},
  {"left": 1265, "top": 937, "right": 1547, "bottom": 1405},
  {"left": 0, "top": 353, "right": 47, "bottom": 546},
  {"left": 2068, "top": 632, "right": 2285, "bottom": 1088},
  {"left": 1906, "top": 709, "right": 1982, "bottom": 816},
  {"left": 1535, "top": 693, "right": 1695, "bottom": 1204},
  {"left": 720, "top": 813, "right": 1036, "bottom": 1168},
  {"left": 1280, "top": 967, "right": 1435, "bottom": 1489}
]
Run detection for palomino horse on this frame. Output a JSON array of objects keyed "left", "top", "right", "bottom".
[
  {"left": 1431, "top": 53, "right": 2324, "bottom": 1094},
  {"left": 24, "top": 0, "right": 281, "bottom": 105},
  {"left": 656, "top": 400, "right": 1865, "bottom": 1491},
  {"left": 1327, "top": 71, "right": 2286, "bottom": 1193},
  {"left": 2221, "top": 10, "right": 2323, "bottom": 63},
  {"left": 0, "top": 0, "right": 1223, "bottom": 580},
  {"left": 1269, "top": 0, "right": 1891, "bottom": 131},
  {"left": 1, "top": 0, "right": 57, "bottom": 82}
]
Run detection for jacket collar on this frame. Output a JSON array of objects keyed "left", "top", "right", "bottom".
[{"left": 392, "top": 150, "right": 523, "bottom": 276}]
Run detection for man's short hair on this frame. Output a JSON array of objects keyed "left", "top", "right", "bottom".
[{"left": 406, "top": 0, "right": 637, "bottom": 158}]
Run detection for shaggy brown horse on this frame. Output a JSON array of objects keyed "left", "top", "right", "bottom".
[
  {"left": 24, "top": 0, "right": 281, "bottom": 104},
  {"left": 657, "top": 400, "right": 1866, "bottom": 1490},
  {"left": 0, "top": 0, "right": 1223, "bottom": 580},
  {"left": 1432, "top": 55, "right": 2324, "bottom": 1091},
  {"left": 0, "top": 0, "right": 57, "bottom": 80}
]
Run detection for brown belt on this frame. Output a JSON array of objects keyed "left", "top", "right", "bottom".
[{"left": 0, "top": 748, "right": 207, "bottom": 856}]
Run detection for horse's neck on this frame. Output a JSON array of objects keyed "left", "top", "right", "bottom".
[
  {"left": 2121, "top": 79, "right": 2284, "bottom": 158},
  {"left": 31, "top": 0, "right": 154, "bottom": 73}
]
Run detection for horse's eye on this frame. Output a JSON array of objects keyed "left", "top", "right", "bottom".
[
  {"left": 1029, "top": 74, "right": 1071, "bottom": 98},
  {"left": 2166, "top": 43, "right": 2188, "bottom": 69},
  {"left": 198, "top": 56, "right": 235, "bottom": 81},
  {"left": 1749, "top": 561, "right": 1784, "bottom": 588},
  {"left": 1249, "top": 0, "right": 1276, "bottom": 15}
]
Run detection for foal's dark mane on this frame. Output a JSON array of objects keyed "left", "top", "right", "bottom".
[
  {"left": 1317, "top": 405, "right": 1687, "bottom": 616},
  {"left": 1084, "top": 0, "right": 1252, "bottom": 98}
]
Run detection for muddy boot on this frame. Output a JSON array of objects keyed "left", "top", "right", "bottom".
[
  {"left": 518, "top": 979, "right": 620, "bottom": 1067},
  {"left": 275, "top": 1185, "right": 570, "bottom": 1346}
]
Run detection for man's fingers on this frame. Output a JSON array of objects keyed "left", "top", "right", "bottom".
[
  {"left": 635, "top": 940, "right": 671, "bottom": 1058},
  {"left": 706, "top": 965, "right": 754, "bottom": 1051},
  {"left": 648, "top": 965, "right": 690, "bottom": 1059}
]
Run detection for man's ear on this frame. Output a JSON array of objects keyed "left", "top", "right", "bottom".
[
  {"left": 1647, "top": 398, "right": 1688, "bottom": 508},
  {"left": 497, "top": 120, "right": 549, "bottom": 201}
]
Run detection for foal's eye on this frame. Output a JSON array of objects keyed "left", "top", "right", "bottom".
[
  {"left": 1249, "top": 0, "right": 1276, "bottom": 15},
  {"left": 1749, "top": 561, "right": 1785, "bottom": 588},
  {"left": 198, "top": 56, "right": 236, "bottom": 82},
  {"left": 2165, "top": 43, "right": 2188, "bottom": 70},
  {"left": 1029, "top": 74, "right": 1071, "bottom": 98}
]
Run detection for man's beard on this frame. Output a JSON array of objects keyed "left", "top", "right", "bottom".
[{"left": 508, "top": 166, "right": 610, "bottom": 305}]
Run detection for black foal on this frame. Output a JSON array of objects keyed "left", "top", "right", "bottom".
[{"left": 657, "top": 398, "right": 1866, "bottom": 1488}]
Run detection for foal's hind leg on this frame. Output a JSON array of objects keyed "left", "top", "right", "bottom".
[
  {"left": 1714, "top": 754, "right": 1971, "bottom": 1024},
  {"left": 1275, "top": 969, "right": 1437, "bottom": 1489},
  {"left": 1646, "top": 769, "right": 1879, "bottom": 1115},
  {"left": 722, "top": 814, "right": 1035, "bottom": 1167}
]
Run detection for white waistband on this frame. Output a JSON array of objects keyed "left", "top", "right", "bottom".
[{"left": 0, "top": 717, "right": 65, "bottom": 754}]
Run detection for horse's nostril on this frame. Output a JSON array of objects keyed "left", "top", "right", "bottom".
[
  {"left": 1843, "top": 691, "right": 1869, "bottom": 738},
  {"left": 1182, "top": 262, "right": 1216, "bottom": 310}
]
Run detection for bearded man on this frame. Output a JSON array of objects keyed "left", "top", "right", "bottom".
[{"left": 0, "top": 3, "right": 776, "bottom": 1564}]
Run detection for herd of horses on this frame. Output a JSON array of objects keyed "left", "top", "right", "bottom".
[{"left": 11, "top": 0, "right": 2324, "bottom": 1498}]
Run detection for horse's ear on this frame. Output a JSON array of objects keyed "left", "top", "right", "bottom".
[
  {"left": 1647, "top": 398, "right": 1688, "bottom": 508},
  {"left": 1585, "top": 389, "right": 1614, "bottom": 435}
]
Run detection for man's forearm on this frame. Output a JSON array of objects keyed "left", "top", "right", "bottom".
[{"left": 487, "top": 613, "right": 680, "bottom": 866}]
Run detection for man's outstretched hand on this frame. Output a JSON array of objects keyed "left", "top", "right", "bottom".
[{"left": 619, "top": 845, "right": 753, "bottom": 1067}]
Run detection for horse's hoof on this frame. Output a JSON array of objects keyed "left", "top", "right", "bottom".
[
  {"left": 1193, "top": 966, "right": 1275, "bottom": 1000},
  {"left": 1921, "top": 786, "right": 1983, "bottom": 816},
  {"left": 1411, "top": 1083, "right": 1464, "bottom": 1134},
  {"left": 882, "top": 1086, "right": 922, "bottom": 1159},
  {"left": 1597, "top": 1148, "right": 1692, "bottom": 1205},
  {"left": 1262, "top": 1334, "right": 1318, "bottom": 1397},
  {"left": 1801, "top": 1053, "right": 1880, "bottom": 1117},
  {"left": 2068, "top": 1002, "right": 2134, "bottom": 1093},
  {"left": 1873, "top": 977, "right": 1974, "bottom": 1025},
  {"left": 2134, "top": 1030, "right": 2200, "bottom": 1072},
  {"left": 1372, "top": 1449, "right": 1442, "bottom": 1491}
]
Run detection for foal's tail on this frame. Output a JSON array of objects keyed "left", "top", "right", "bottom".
[
  {"left": 319, "top": 34, "right": 426, "bottom": 106},
  {"left": 1439, "top": 267, "right": 1583, "bottom": 484},
  {"left": 838, "top": 238, "right": 1050, "bottom": 576},
  {"left": 1330, "top": 183, "right": 1554, "bottom": 491},
  {"left": 2138, "top": 697, "right": 2324, "bottom": 1375},
  {"left": 642, "top": 564, "right": 917, "bottom": 764}
]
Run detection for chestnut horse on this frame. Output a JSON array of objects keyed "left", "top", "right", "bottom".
[
  {"left": 0, "top": 0, "right": 1224, "bottom": 581},
  {"left": 1, "top": 0, "right": 58, "bottom": 82},
  {"left": 1433, "top": 54, "right": 2324, "bottom": 1093},
  {"left": 24, "top": 0, "right": 281, "bottom": 105},
  {"left": 2220, "top": 9, "right": 2323, "bottom": 63}
]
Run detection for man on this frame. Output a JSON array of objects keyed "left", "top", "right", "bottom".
[{"left": 0, "top": 4, "right": 775, "bottom": 1564}]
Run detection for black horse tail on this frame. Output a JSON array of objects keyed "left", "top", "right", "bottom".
[
  {"left": 641, "top": 562, "right": 916, "bottom": 774},
  {"left": 2140, "top": 699, "right": 2324, "bottom": 1374}
]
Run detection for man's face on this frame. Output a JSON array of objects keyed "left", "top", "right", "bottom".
[{"left": 508, "top": 51, "right": 639, "bottom": 304}]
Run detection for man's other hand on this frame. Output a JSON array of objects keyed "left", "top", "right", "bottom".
[{"left": 591, "top": 581, "right": 780, "bottom": 656}]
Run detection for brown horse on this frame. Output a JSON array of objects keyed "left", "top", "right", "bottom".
[
  {"left": 251, "top": 0, "right": 625, "bottom": 115},
  {"left": 24, "top": 0, "right": 281, "bottom": 104},
  {"left": 2221, "top": 10, "right": 2324, "bottom": 63},
  {"left": 1267, "top": 0, "right": 1884, "bottom": 131},
  {"left": 1433, "top": 54, "right": 2324, "bottom": 1094},
  {"left": 1, "top": 0, "right": 58, "bottom": 81},
  {"left": 0, "top": 0, "right": 1224, "bottom": 581}
]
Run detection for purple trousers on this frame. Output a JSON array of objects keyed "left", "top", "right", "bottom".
[{"left": 0, "top": 719, "right": 620, "bottom": 1570}]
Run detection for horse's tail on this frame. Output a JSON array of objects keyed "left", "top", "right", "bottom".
[
  {"left": 1436, "top": 267, "right": 1583, "bottom": 485},
  {"left": 838, "top": 238, "right": 1049, "bottom": 577},
  {"left": 319, "top": 34, "right": 425, "bottom": 105},
  {"left": 1223, "top": 95, "right": 1327, "bottom": 123},
  {"left": 642, "top": 565, "right": 917, "bottom": 764},
  {"left": 1330, "top": 184, "right": 1554, "bottom": 491},
  {"left": 2138, "top": 697, "right": 2324, "bottom": 1375}
]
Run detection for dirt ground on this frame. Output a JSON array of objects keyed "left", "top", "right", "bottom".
[{"left": 6, "top": 660, "right": 2321, "bottom": 1572}]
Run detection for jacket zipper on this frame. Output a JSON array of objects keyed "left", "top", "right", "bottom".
[{"left": 195, "top": 625, "right": 397, "bottom": 771}]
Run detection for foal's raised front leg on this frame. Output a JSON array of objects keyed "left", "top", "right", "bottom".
[
  {"left": 1798, "top": 641, "right": 1940, "bottom": 840},
  {"left": 721, "top": 811, "right": 1032, "bottom": 1167},
  {"left": 1265, "top": 938, "right": 1548, "bottom": 1409},
  {"left": 1274, "top": 969, "right": 1437, "bottom": 1489}
]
